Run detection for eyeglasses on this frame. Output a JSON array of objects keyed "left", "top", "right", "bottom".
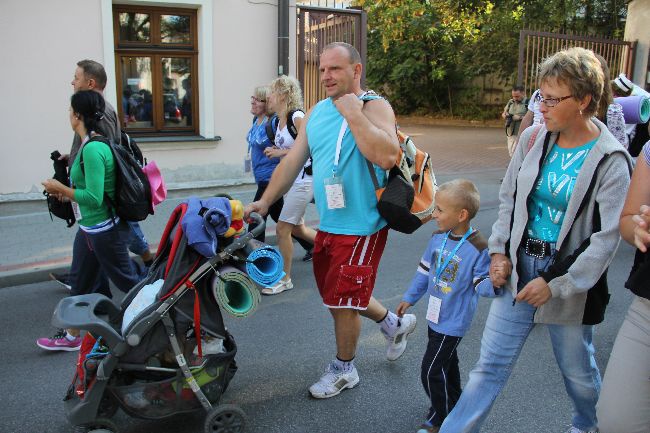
[
  {"left": 539, "top": 95, "right": 573, "bottom": 108},
  {"left": 251, "top": 96, "right": 266, "bottom": 103}
]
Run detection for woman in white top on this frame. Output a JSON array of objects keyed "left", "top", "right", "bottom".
[{"left": 262, "top": 75, "right": 317, "bottom": 295}]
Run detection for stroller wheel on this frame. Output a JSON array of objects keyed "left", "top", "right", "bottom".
[
  {"left": 78, "top": 417, "right": 119, "bottom": 433},
  {"left": 204, "top": 404, "right": 247, "bottom": 433}
]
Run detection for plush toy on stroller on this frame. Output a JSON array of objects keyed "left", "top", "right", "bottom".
[{"left": 51, "top": 197, "right": 283, "bottom": 433}]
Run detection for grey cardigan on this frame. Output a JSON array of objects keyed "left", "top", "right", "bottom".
[{"left": 488, "top": 119, "right": 632, "bottom": 325}]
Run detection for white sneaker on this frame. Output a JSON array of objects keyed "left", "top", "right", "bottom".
[
  {"left": 308, "top": 362, "right": 360, "bottom": 399},
  {"left": 566, "top": 427, "right": 599, "bottom": 433},
  {"left": 382, "top": 313, "right": 416, "bottom": 361},
  {"left": 261, "top": 278, "right": 293, "bottom": 295}
]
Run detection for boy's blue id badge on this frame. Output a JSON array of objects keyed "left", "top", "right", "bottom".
[
  {"left": 244, "top": 156, "right": 252, "bottom": 173},
  {"left": 324, "top": 176, "right": 345, "bottom": 209}
]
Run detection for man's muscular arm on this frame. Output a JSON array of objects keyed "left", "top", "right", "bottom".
[{"left": 334, "top": 94, "right": 399, "bottom": 169}]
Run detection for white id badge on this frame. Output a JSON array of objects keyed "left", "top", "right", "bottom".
[
  {"left": 426, "top": 295, "right": 442, "bottom": 324},
  {"left": 71, "top": 201, "right": 82, "bottom": 221},
  {"left": 244, "top": 156, "right": 252, "bottom": 173},
  {"left": 324, "top": 176, "right": 346, "bottom": 209}
]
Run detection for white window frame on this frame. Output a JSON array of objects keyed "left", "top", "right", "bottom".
[{"left": 101, "top": 0, "right": 215, "bottom": 138}]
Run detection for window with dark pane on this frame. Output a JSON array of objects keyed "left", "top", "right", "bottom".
[
  {"left": 120, "top": 57, "right": 153, "bottom": 128},
  {"left": 162, "top": 58, "right": 192, "bottom": 127},
  {"left": 161, "top": 15, "right": 191, "bottom": 44},
  {"left": 113, "top": 5, "right": 198, "bottom": 135},
  {"left": 118, "top": 13, "right": 150, "bottom": 42}
]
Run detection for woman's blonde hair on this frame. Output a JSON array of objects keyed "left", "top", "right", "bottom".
[
  {"left": 270, "top": 75, "right": 303, "bottom": 113},
  {"left": 538, "top": 47, "right": 604, "bottom": 117}
]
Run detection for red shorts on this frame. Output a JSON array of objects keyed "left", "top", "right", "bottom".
[{"left": 312, "top": 228, "right": 388, "bottom": 310}]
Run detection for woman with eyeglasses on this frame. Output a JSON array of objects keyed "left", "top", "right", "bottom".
[
  {"left": 439, "top": 47, "right": 632, "bottom": 433},
  {"left": 247, "top": 86, "right": 284, "bottom": 240},
  {"left": 246, "top": 86, "right": 315, "bottom": 256}
]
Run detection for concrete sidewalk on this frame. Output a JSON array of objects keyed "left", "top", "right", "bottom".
[{"left": 0, "top": 183, "right": 320, "bottom": 288}]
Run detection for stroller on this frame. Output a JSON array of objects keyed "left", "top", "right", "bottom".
[{"left": 52, "top": 201, "right": 267, "bottom": 433}]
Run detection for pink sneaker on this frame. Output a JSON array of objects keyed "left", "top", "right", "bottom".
[{"left": 36, "top": 329, "right": 81, "bottom": 351}]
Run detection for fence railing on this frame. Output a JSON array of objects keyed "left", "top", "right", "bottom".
[
  {"left": 296, "top": 0, "right": 353, "bottom": 8},
  {"left": 297, "top": 5, "right": 366, "bottom": 109},
  {"left": 518, "top": 30, "right": 636, "bottom": 95}
]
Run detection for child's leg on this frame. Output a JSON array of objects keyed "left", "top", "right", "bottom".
[
  {"left": 420, "top": 328, "right": 462, "bottom": 427},
  {"left": 446, "top": 345, "right": 462, "bottom": 410}
]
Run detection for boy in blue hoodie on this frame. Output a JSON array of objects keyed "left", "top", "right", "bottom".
[{"left": 397, "top": 179, "right": 501, "bottom": 433}]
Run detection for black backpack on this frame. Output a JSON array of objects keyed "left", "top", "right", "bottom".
[
  {"left": 264, "top": 114, "right": 280, "bottom": 143},
  {"left": 44, "top": 150, "right": 76, "bottom": 227},
  {"left": 81, "top": 136, "right": 152, "bottom": 222},
  {"left": 265, "top": 110, "right": 312, "bottom": 175},
  {"left": 120, "top": 130, "right": 145, "bottom": 167}
]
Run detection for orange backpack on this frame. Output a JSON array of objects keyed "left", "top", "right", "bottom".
[{"left": 367, "top": 128, "right": 438, "bottom": 234}]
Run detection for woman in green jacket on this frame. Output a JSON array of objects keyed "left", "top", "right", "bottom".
[{"left": 37, "top": 90, "right": 142, "bottom": 352}]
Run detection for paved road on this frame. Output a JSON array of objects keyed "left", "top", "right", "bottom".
[{"left": 0, "top": 125, "right": 636, "bottom": 432}]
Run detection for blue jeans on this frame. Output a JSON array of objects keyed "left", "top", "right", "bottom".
[
  {"left": 439, "top": 247, "right": 601, "bottom": 432},
  {"left": 125, "top": 220, "right": 149, "bottom": 256}
]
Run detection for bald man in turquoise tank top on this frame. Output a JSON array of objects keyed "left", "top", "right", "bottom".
[{"left": 246, "top": 42, "right": 418, "bottom": 399}]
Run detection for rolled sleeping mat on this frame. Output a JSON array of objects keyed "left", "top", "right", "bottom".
[
  {"left": 615, "top": 96, "right": 650, "bottom": 124},
  {"left": 210, "top": 265, "right": 260, "bottom": 318},
  {"left": 242, "top": 239, "right": 285, "bottom": 287}
]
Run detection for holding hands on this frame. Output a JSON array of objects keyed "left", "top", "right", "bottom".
[
  {"left": 632, "top": 204, "right": 650, "bottom": 252},
  {"left": 489, "top": 253, "right": 511, "bottom": 287},
  {"left": 489, "top": 252, "right": 552, "bottom": 307}
]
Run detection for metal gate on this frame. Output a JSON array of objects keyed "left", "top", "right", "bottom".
[
  {"left": 297, "top": 5, "right": 366, "bottom": 109},
  {"left": 518, "top": 30, "right": 637, "bottom": 94}
]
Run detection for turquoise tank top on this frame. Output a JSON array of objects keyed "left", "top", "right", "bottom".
[{"left": 306, "top": 97, "right": 387, "bottom": 235}]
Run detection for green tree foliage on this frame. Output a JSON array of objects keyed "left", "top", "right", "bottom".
[{"left": 358, "top": 0, "right": 626, "bottom": 114}]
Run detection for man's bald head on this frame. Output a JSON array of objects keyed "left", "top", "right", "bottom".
[{"left": 322, "top": 42, "right": 361, "bottom": 65}]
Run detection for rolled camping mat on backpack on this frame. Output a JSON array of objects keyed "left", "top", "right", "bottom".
[
  {"left": 210, "top": 265, "right": 260, "bottom": 318},
  {"left": 242, "top": 239, "right": 285, "bottom": 287},
  {"left": 615, "top": 96, "right": 650, "bottom": 124}
]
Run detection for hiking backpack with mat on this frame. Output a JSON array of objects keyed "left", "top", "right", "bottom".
[
  {"left": 81, "top": 136, "right": 152, "bottom": 222},
  {"left": 44, "top": 150, "right": 76, "bottom": 227}
]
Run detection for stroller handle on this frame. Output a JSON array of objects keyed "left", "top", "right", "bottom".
[{"left": 247, "top": 212, "right": 265, "bottom": 239}]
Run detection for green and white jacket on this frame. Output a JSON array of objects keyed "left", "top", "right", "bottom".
[{"left": 488, "top": 118, "right": 632, "bottom": 325}]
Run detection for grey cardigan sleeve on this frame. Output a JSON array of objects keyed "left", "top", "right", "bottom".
[
  {"left": 545, "top": 152, "right": 631, "bottom": 298},
  {"left": 488, "top": 126, "right": 534, "bottom": 256}
]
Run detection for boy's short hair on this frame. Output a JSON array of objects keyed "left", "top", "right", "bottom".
[{"left": 437, "top": 179, "right": 480, "bottom": 219}]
